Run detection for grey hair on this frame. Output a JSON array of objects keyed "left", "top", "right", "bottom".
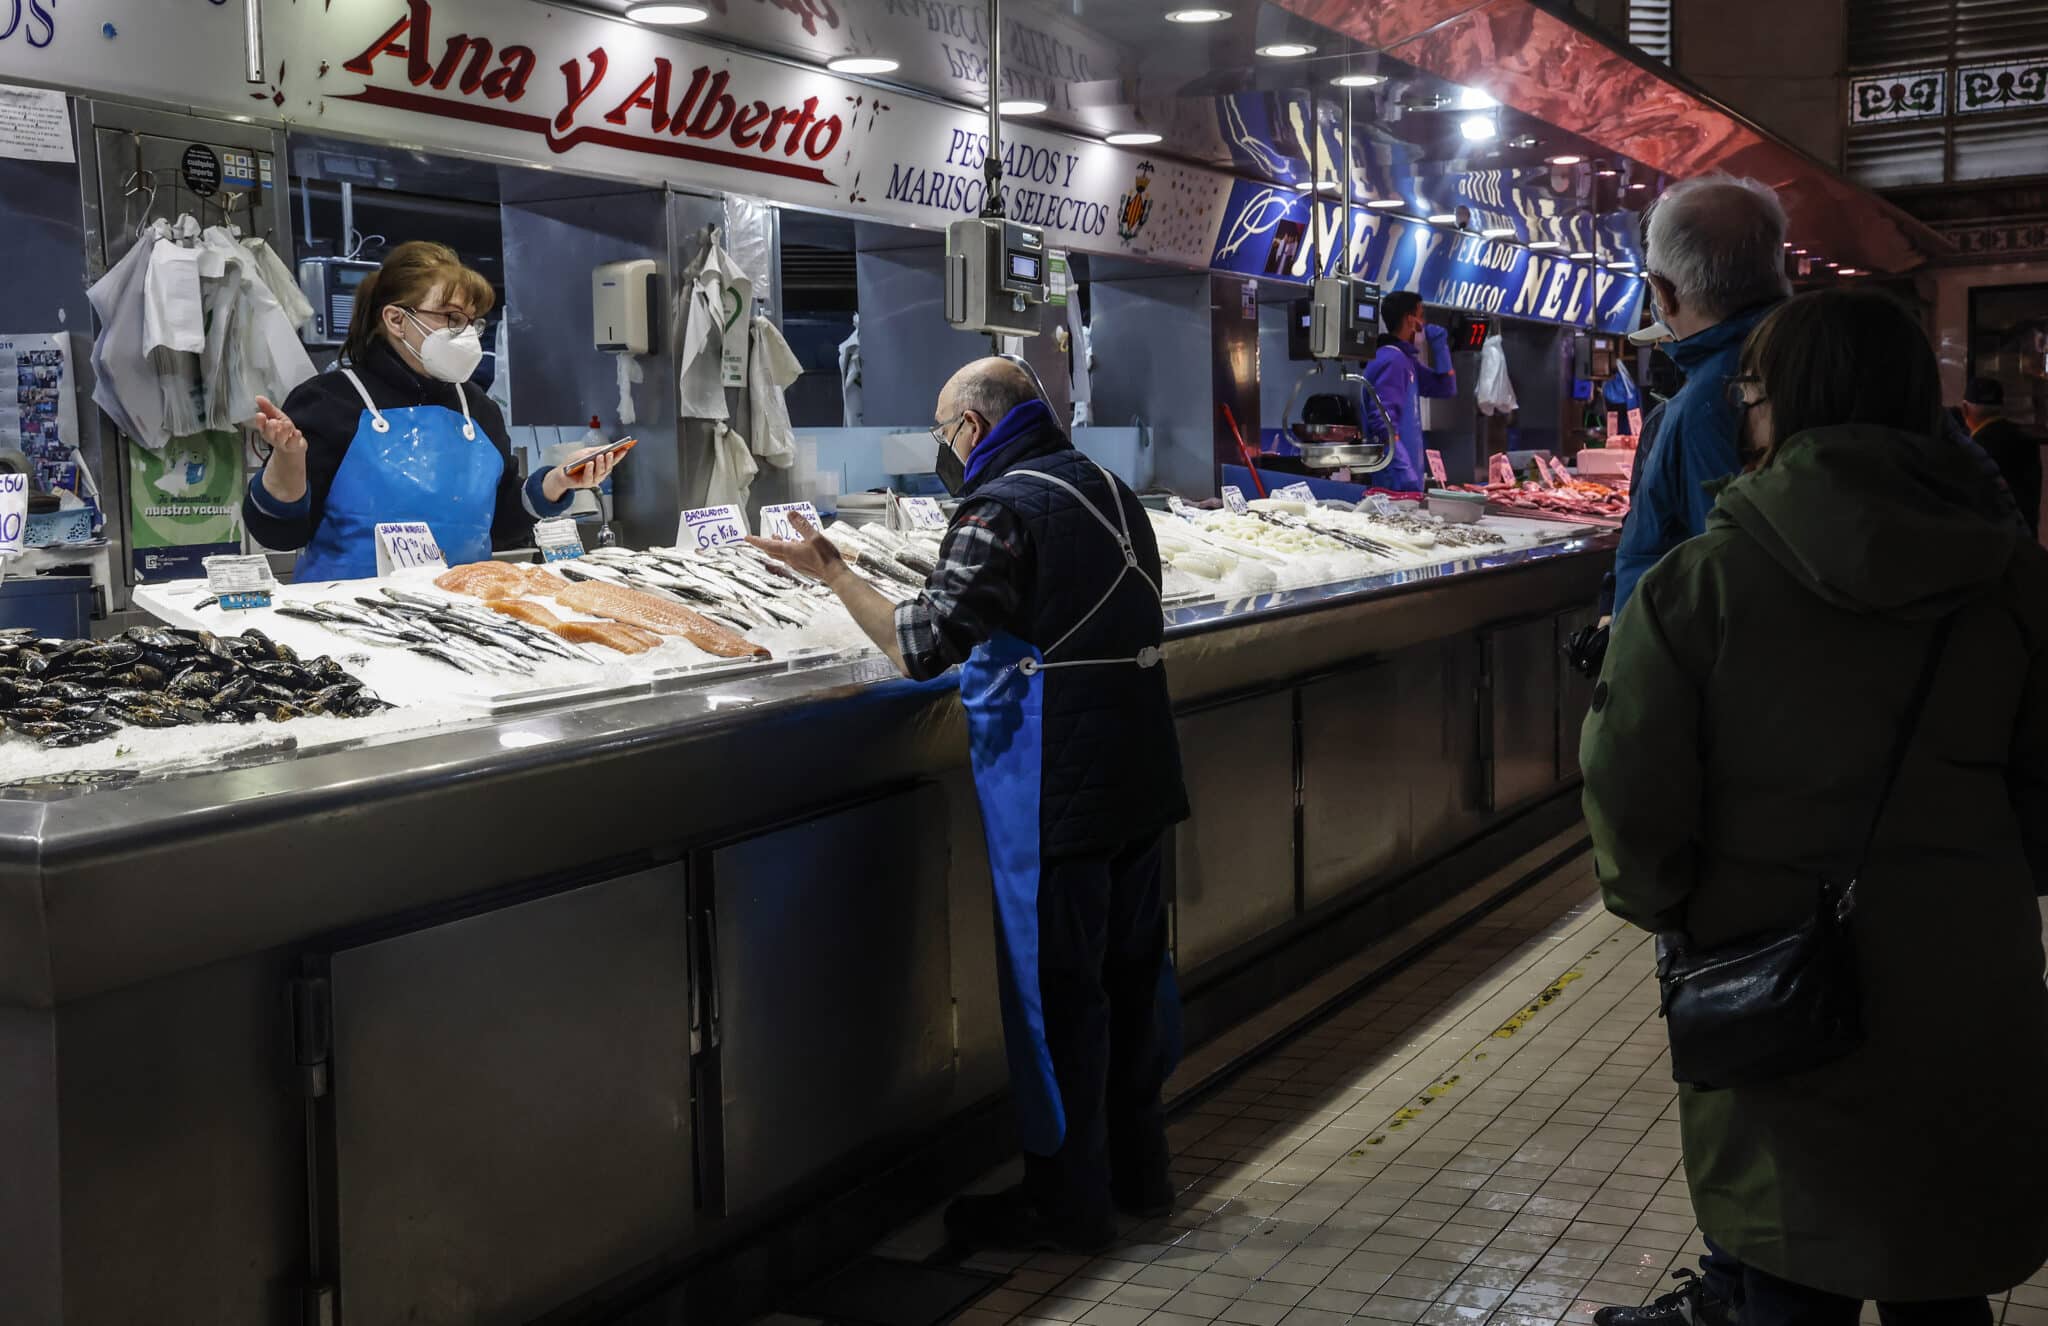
[
  {"left": 948, "top": 355, "right": 1041, "bottom": 424},
  {"left": 1643, "top": 174, "right": 1792, "bottom": 321}
]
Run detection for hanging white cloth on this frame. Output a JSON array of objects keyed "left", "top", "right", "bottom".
[
  {"left": 487, "top": 317, "right": 514, "bottom": 417},
  {"left": 87, "top": 220, "right": 169, "bottom": 448},
  {"left": 142, "top": 216, "right": 205, "bottom": 356},
  {"left": 1067, "top": 300, "right": 1094, "bottom": 428},
  {"left": 678, "top": 237, "right": 751, "bottom": 420},
  {"left": 704, "top": 421, "right": 758, "bottom": 509},
  {"left": 748, "top": 314, "right": 802, "bottom": 470},
  {"left": 1475, "top": 329, "right": 1518, "bottom": 417},
  {"left": 242, "top": 236, "right": 315, "bottom": 331},
  {"left": 837, "top": 313, "right": 863, "bottom": 428}
]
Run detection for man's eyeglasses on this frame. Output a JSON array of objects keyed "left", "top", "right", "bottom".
[{"left": 930, "top": 412, "right": 972, "bottom": 447}]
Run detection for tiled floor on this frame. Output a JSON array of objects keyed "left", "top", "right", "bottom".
[{"left": 885, "top": 847, "right": 2048, "bottom": 1326}]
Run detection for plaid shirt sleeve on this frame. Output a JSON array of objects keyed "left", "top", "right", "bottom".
[{"left": 894, "top": 499, "right": 1029, "bottom": 681}]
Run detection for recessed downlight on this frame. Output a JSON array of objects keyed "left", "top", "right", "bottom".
[
  {"left": 1106, "top": 131, "right": 1163, "bottom": 146},
  {"left": 1838, "top": 267, "right": 1862, "bottom": 276},
  {"left": 1332, "top": 73, "right": 1386, "bottom": 88},
  {"left": 998, "top": 100, "right": 1048, "bottom": 115},
  {"left": 1428, "top": 212, "right": 1459, "bottom": 225},
  {"left": 1595, "top": 168, "right": 1619, "bottom": 177},
  {"left": 1291, "top": 180, "right": 1340, "bottom": 193},
  {"left": 1529, "top": 240, "right": 1564, "bottom": 250},
  {"left": 826, "top": 56, "right": 900, "bottom": 75},
  {"left": 1365, "top": 198, "right": 1406, "bottom": 209},
  {"left": 1568, "top": 250, "right": 1596, "bottom": 259},
  {"left": 1164, "top": 7, "right": 1231, "bottom": 22},
  {"left": 1628, "top": 182, "right": 1650, "bottom": 190},
  {"left": 1257, "top": 42, "right": 1317, "bottom": 58},
  {"left": 1458, "top": 87, "right": 1496, "bottom": 109},
  {"left": 1546, "top": 154, "right": 1584, "bottom": 166},
  {"left": 1481, "top": 227, "right": 1517, "bottom": 239},
  {"left": 1459, "top": 115, "right": 1497, "bottom": 142},
  {"left": 625, "top": 3, "right": 710, "bottom": 22}
]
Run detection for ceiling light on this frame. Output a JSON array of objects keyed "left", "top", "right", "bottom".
[
  {"left": 1826, "top": 261, "right": 1841, "bottom": 268},
  {"left": 1481, "top": 226, "right": 1517, "bottom": 239},
  {"left": 1529, "top": 240, "right": 1564, "bottom": 250},
  {"left": 1458, "top": 87, "right": 1497, "bottom": 109},
  {"left": 1291, "top": 180, "right": 1339, "bottom": 193},
  {"left": 625, "top": 3, "right": 711, "bottom": 22},
  {"left": 1106, "top": 131, "right": 1162, "bottom": 146},
  {"left": 1612, "top": 260, "right": 1638, "bottom": 269},
  {"left": 1782, "top": 241, "right": 1795, "bottom": 249},
  {"left": 1366, "top": 198, "right": 1406, "bottom": 209},
  {"left": 1792, "top": 247, "right": 1808, "bottom": 255},
  {"left": 1331, "top": 74, "right": 1386, "bottom": 88},
  {"left": 998, "top": 99, "right": 1048, "bottom": 115},
  {"left": 1257, "top": 42, "right": 1317, "bottom": 58},
  {"left": 826, "top": 56, "right": 900, "bottom": 75},
  {"left": 1628, "top": 182, "right": 1650, "bottom": 190},
  {"left": 1839, "top": 267, "right": 1862, "bottom": 276},
  {"left": 1568, "top": 250, "right": 1596, "bottom": 259},
  {"left": 1459, "top": 115, "right": 1497, "bottom": 142},
  {"left": 1595, "top": 168, "right": 1619, "bottom": 177},
  {"left": 1546, "top": 154, "right": 1583, "bottom": 166},
  {"left": 1428, "top": 212, "right": 1459, "bottom": 225},
  {"left": 1164, "top": 7, "right": 1231, "bottom": 21}
]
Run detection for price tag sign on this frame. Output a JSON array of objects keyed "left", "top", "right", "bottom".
[
  {"left": 1166, "top": 495, "right": 1195, "bottom": 521},
  {"left": 374, "top": 522, "right": 446, "bottom": 576},
  {"left": 1488, "top": 452, "right": 1516, "bottom": 488},
  {"left": 1221, "top": 485, "right": 1248, "bottom": 515},
  {"left": 1627, "top": 407, "right": 1643, "bottom": 438},
  {"left": 1426, "top": 449, "right": 1449, "bottom": 486},
  {"left": 1276, "top": 481, "right": 1316, "bottom": 504},
  {"left": 1367, "top": 495, "right": 1398, "bottom": 518},
  {"left": 680, "top": 504, "right": 749, "bottom": 550},
  {"left": 0, "top": 472, "right": 26, "bottom": 561},
  {"left": 895, "top": 495, "right": 949, "bottom": 532},
  {"left": 758, "top": 500, "right": 822, "bottom": 542},
  {"left": 533, "top": 517, "right": 586, "bottom": 563},
  {"left": 203, "top": 553, "right": 276, "bottom": 611}
]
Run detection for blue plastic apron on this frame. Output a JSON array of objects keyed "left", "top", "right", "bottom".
[
  {"left": 295, "top": 369, "right": 502, "bottom": 582},
  {"left": 959, "top": 461, "right": 1181, "bottom": 1156}
]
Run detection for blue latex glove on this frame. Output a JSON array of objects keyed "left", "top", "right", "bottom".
[{"left": 1423, "top": 322, "right": 1452, "bottom": 372}]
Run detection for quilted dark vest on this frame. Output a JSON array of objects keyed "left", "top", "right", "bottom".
[{"left": 967, "top": 433, "right": 1190, "bottom": 859}]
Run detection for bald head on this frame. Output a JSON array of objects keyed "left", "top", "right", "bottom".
[
  {"left": 1644, "top": 174, "right": 1791, "bottom": 334},
  {"left": 938, "top": 356, "right": 1039, "bottom": 431}
]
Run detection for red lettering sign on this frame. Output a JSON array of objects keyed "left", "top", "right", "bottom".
[{"left": 339, "top": 0, "right": 841, "bottom": 186}]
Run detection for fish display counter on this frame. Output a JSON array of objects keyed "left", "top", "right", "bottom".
[{"left": 0, "top": 514, "right": 1615, "bottom": 1326}]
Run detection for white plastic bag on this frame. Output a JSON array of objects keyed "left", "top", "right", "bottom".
[{"left": 1475, "top": 330, "right": 1518, "bottom": 416}]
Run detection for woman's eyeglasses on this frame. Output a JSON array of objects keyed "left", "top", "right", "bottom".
[
  {"left": 406, "top": 306, "right": 476, "bottom": 334},
  {"left": 1723, "top": 374, "right": 1768, "bottom": 417}
]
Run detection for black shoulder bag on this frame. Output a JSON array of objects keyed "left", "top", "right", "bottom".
[{"left": 1657, "top": 614, "right": 1954, "bottom": 1091}]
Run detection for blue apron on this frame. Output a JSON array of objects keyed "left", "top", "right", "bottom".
[
  {"left": 959, "top": 461, "right": 1182, "bottom": 1156},
  {"left": 295, "top": 369, "right": 502, "bottom": 582}
]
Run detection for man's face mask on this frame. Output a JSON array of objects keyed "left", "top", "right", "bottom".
[{"left": 933, "top": 414, "right": 975, "bottom": 495}]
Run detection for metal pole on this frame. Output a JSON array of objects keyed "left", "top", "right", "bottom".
[
  {"left": 982, "top": 0, "right": 1005, "bottom": 218},
  {"left": 1308, "top": 91, "right": 1321, "bottom": 278},
  {"left": 341, "top": 181, "right": 355, "bottom": 257},
  {"left": 1343, "top": 85, "right": 1354, "bottom": 275},
  {"left": 244, "top": 0, "right": 266, "bottom": 84}
]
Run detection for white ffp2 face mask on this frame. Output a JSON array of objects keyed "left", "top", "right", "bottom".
[{"left": 402, "top": 310, "right": 486, "bottom": 383}]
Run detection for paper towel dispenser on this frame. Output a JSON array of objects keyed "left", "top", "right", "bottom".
[{"left": 593, "top": 259, "right": 659, "bottom": 355}]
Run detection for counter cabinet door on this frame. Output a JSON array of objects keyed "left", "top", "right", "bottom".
[{"left": 313, "top": 863, "right": 697, "bottom": 1326}]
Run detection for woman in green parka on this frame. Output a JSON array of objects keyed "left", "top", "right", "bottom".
[{"left": 1583, "top": 288, "right": 2048, "bottom": 1326}]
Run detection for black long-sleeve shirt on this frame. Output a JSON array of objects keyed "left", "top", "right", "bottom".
[{"left": 241, "top": 339, "right": 568, "bottom": 553}]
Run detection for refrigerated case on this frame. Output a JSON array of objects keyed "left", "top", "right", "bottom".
[{"left": 0, "top": 529, "right": 1610, "bottom": 1325}]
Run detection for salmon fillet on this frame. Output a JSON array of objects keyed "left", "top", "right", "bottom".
[
  {"left": 486, "top": 597, "right": 661, "bottom": 655},
  {"left": 435, "top": 562, "right": 533, "bottom": 599},
  {"left": 554, "top": 581, "right": 769, "bottom": 659}
]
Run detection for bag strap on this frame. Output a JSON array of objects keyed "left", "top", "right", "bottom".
[{"left": 1845, "top": 614, "right": 1956, "bottom": 895}]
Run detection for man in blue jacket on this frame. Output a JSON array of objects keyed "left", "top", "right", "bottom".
[
  {"left": 1363, "top": 290, "right": 1456, "bottom": 493},
  {"left": 1609, "top": 174, "right": 1792, "bottom": 620}
]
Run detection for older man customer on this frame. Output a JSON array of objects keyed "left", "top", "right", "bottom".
[{"left": 1610, "top": 174, "right": 1792, "bottom": 619}]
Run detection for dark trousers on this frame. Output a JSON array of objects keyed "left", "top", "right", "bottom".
[
  {"left": 1022, "top": 832, "right": 1174, "bottom": 1230},
  {"left": 1701, "top": 1239, "right": 1993, "bottom": 1326}
]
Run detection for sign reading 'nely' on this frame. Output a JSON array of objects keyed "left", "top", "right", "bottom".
[{"left": 340, "top": 0, "right": 844, "bottom": 183}]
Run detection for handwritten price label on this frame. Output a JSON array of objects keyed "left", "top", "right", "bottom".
[
  {"left": 0, "top": 473, "right": 26, "bottom": 559},
  {"left": 1488, "top": 453, "right": 1516, "bottom": 488},
  {"left": 680, "top": 504, "right": 749, "bottom": 550},
  {"left": 1221, "top": 485, "right": 1248, "bottom": 515},
  {"left": 896, "top": 495, "right": 949, "bottom": 532},
  {"left": 1426, "top": 449, "right": 1448, "bottom": 486},
  {"left": 373, "top": 522, "right": 446, "bottom": 576},
  {"left": 759, "top": 501, "right": 822, "bottom": 542},
  {"left": 1367, "top": 495, "right": 1398, "bottom": 518},
  {"left": 1275, "top": 481, "right": 1316, "bottom": 504}
]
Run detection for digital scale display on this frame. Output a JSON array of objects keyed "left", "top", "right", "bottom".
[{"left": 1007, "top": 251, "right": 1042, "bottom": 283}]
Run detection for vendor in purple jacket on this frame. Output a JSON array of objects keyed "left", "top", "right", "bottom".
[{"left": 1362, "top": 290, "right": 1457, "bottom": 493}]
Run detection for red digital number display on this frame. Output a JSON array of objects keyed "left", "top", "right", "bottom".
[{"left": 1460, "top": 318, "right": 1491, "bottom": 351}]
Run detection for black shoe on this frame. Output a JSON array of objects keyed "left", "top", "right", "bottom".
[
  {"left": 1112, "top": 1175, "right": 1174, "bottom": 1220},
  {"left": 943, "top": 1188, "right": 1115, "bottom": 1254},
  {"left": 1593, "top": 1269, "right": 1738, "bottom": 1326}
]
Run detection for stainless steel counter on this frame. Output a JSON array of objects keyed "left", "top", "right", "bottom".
[{"left": 0, "top": 531, "right": 1614, "bottom": 1326}]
